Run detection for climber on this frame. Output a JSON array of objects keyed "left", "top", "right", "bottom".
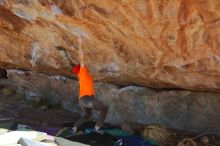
[{"left": 71, "top": 36, "right": 108, "bottom": 134}]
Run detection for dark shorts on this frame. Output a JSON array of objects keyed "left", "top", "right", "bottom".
[
  {"left": 75, "top": 95, "right": 108, "bottom": 127},
  {"left": 79, "top": 95, "right": 95, "bottom": 108}
]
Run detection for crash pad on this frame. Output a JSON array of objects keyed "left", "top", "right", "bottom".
[
  {"left": 66, "top": 132, "right": 126, "bottom": 146},
  {"left": 18, "top": 137, "right": 57, "bottom": 146},
  {"left": 54, "top": 137, "right": 89, "bottom": 146},
  {"left": 34, "top": 127, "right": 60, "bottom": 136},
  {"left": 117, "top": 136, "right": 155, "bottom": 146},
  {"left": 57, "top": 122, "right": 153, "bottom": 146},
  {"left": 55, "top": 127, "right": 74, "bottom": 137},
  {"left": 17, "top": 124, "right": 32, "bottom": 131},
  {"left": 2, "top": 144, "right": 22, "bottom": 146},
  {"left": 18, "top": 138, "right": 46, "bottom": 146},
  {"left": 101, "top": 129, "right": 132, "bottom": 137},
  {"left": 102, "top": 129, "right": 155, "bottom": 146},
  {"left": 0, "top": 131, "right": 47, "bottom": 145}
]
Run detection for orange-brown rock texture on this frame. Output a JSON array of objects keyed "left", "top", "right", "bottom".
[{"left": 0, "top": 0, "right": 220, "bottom": 92}]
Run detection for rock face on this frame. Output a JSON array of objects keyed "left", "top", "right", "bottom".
[
  {"left": 0, "top": 0, "right": 220, "bottom": 92},
  {"left": 5, "top": 70, "right": 220, "bottom": 135}
]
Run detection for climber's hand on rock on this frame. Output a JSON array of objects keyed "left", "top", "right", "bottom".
[{"left": 78, "top": 36, "right": 83, "bottom": 45}]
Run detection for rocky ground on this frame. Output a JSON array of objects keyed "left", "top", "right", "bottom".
[
  {"left": 0, "top": 86, "right": 219, "bottom": 146},
  {"left": 0, "top": 85, "right": 79, "bottom": 128}
]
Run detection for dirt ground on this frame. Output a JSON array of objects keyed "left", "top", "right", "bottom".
[{"left": 0, "top": 86, "right": 219, "bottom": 146}]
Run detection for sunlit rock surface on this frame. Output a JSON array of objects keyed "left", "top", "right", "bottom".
[{"left": 0, "top": 0, "right": 220, "bottom": 91}]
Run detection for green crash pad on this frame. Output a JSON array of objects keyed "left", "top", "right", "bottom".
[
  {"left": 56, "top": 127, "right": 73, "bottom": 137},
  {"left": 56, "top": 127, "right": 132, "bottom": 137},
  {"left": 102, "top": 129, "right": 132, "bottom": 137}
]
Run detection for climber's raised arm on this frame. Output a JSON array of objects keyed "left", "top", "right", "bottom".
[{"left": 78, "top": 36, "right": 85, "bottom": 67}]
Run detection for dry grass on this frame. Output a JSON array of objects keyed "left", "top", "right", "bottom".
[
  {"left": 142, "top": 124, "right": 176, "bottom": 145},
  {"left": 177, "top": 138, "right": 197, "bottom": 146},
  {"left": 200, "top": 136, "right": 209, "bottom": 145}
]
